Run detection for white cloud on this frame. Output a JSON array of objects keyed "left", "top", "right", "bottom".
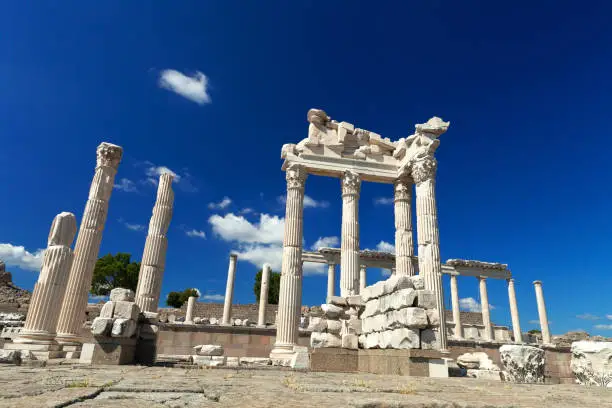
[
  {"left": 145, "top": 166, "right": 181, "bottom": 183},
  {"left": 607, "top": 315, "right": 612, "bottom": 320},
  {"left": 201, "top": 293, "right": 224, "bottom": 301},
  {"left": 594, "top": 324, "right": 612, "bottom": 330},
  {"left": 375, "top": 241, "right": 395, "bottom": 253},
  {"left": 458, "top": 297, "right": 495, "bottom": 313},
  {"left": 576, "top": 313, "right": 600, "bottom": 320},
  {"left": 239, "top": 208, "right": 255, "bottom": 215},
  {"left": 528, "top": 319, "right": 540, "bottom": 325},
  {"left": 208, "top": 197, "right": 232, "bottom": 210},
  {"left": 118, "top": 219, "right": 145, "bottom": 232},
  {"left": 278, "top": 195, "right": 329, "bottom": 209},
  {"left": 114, "top": 178, "right": 137, "bottom": 193},
  {"left": 311, "top": 236, "right": 339, "bottom": 250},
  {"left": 185, "top": 229, "right": 206, "bottom": 239},
  {"left": 209, "top": 213, "right": 284, "bottom": 244},
  {"left": 236, "top": 243, "right": 325, "bottom": 275},
  {"left": 0, "top": 243, "right": 44, "bottom": 272},
  {"left": 374, "top": 197, "right": 394, "bottom": 205},
  {"left": 159, "top": 69, "right": 211, "bottom": 105},
  {"left": 380, "top": 268, "right": 393, "bottom": 277}
]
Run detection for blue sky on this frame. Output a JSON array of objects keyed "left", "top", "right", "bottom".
[{"left": 1, "top": 1, "right": 611, "bottom": 335}]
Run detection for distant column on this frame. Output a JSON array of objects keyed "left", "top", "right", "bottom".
[
  {"left": 478, "top": 276, "right": 493, "bottom": 341},
  {"left": 221, "top": 254, "right": 238, "bottom": 325},
  {"left": 326, "top": 263, "right": 335, "bottom": 302},
  {"left": 185, "top": 296, "right": 196, "bottom": 324},
  {"left": 17, "top": 213, "right": 77, "bottom": 343},
  {"left": 394, "top": 177, "right": 415, "bottom": 276},
  {"left": 56, "top": 142, "right": 123, "bottom": 344},
  {"left": 340, "top": 170, "right": 361, "bottom": 297},
  {"left": 533, "top": 280, "right": 551, "bottom": 344},
  {"left": 359, "top": 265, "right": 367, "bottom": 293},
  {"left": 507, "top": 278, "right": 523, "bottom": 343},
  {"left": 271, "top": 164, "right": 307, "bottom": 361},
  {"left": 135, "top": 173, "right": 175, "bottom": 313},
  {"left": 258, "top": 263, "right": 271, "bottom": 326},
  {"left": 449, "top": 272, "right": 463, "bottom": 339}
]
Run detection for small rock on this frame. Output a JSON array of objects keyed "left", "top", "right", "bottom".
[
  {"left": 239, "top": 357, "right": 272, "bottom": 366},
  {"left": 193, "top": 317, "right": 202, "bottom": 324},
  {"left": 234, "top": 319, "right": 242, "bottom": 326},
  {"left": 193, "top": 344, "right": 224, "bottom": 356}
]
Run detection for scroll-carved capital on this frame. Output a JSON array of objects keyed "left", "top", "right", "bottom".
[
  {"left": 96, "top": 142, "right": 123, "bottom": 169},
  {"left": 411, "top": 156, "right": 437, "bottom": 184},
  {"left": 48, "top": 212, "right": 77, "bottom": 247},
  {"left": 393, "top": 177, "right": 413, "bottom": 201},
  {"left": 285, "top": 163, "right": 307, "bottom": 190},
  {"left": 341, "top": 170, "right": 361, "bottom": 196}
]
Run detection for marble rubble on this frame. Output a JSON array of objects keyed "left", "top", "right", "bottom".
[
  {"left": 456, "top": 352, "right": 502, "bottom": 381},
  {"left": 309, "top": 295, "right": 363, "bottom": 350},
  {"left": 570, "top": 341, "right": 612, "bottom": 387},
  {"left": 499, "top": 344, "right": 545, "bottom": 384}
]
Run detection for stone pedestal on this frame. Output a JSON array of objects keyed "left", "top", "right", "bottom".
[
  {"left": 135, "top": 173, "right": 174, "bottom": 313},
  {"left": 80, "top": 338, "right": 137, "bottom": 365},
  {"left": 507, "top": 279, "right": 522, "bottom": 343},
  {"left": 533, "top": 280, "right": 551, "bottom": 345},
  {"left": 271, "top": 164, "right": 307, "bottom": 362},
  {"left": 449, "top": 272, "right": 463, "bottom": 339},
  {"left": 393, "top": 177, "right": 415, "bottom": 276},
  {"left": 257, "top": 263, "right": 271, "bottom": 326},
  {"left": 340, "top": 170, "right": 361, "bottom": 296},
  {"left": 478, "top": 276, "right": 493, "bottom": 341},
  {"left": 221, "top": 254, "right": 238, "bottom": 325},
  {"left": 56, "top": 142, "right": 123, "bottom": 344}
]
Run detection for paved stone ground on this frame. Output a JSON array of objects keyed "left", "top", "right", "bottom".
[{"left": 0, "top": 364, "right": 610, "bottom": 408}]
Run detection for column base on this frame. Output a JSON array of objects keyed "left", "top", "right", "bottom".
[
  {"left": 269, "top": 343, "right": 295, "bottom": 366},
  {"left": 13, "top": 330, "right": 55, "bottom": 344},
  {"left": 3, "top": 342, "right": 64, "bottom": 360},
  {"left": 54, "top": 333, "right": 82, "bottom": 346}
]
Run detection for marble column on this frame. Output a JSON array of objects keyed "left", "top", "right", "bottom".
[
  {"left": 326, "top": 263, "right": 335, "bottom": 302},
  {"left": 221, "top": 254, "right": 238, "bottom": 325},
  {"left": 533, "top": 280, "right": 551, "bottom": 344},
  {"left": 258, "top": 263, "right": 271, "bottom": 326},
  {"left": 507, "top": 278, "right": 523, "bottom": 343},
  {"left": 412, "top": 157, "right": 448, "bottom": 350},
  {"left": 185, "top": 296, "right": 196, "bottom": 324},
  {"left": 16, "top": 213, "right": 77, "bottom": 344},
  {"left": 449, "top": 272, "right": 463, "bottom": 339},
  {"left": 340, "top": 170, "right": 361, "bottom": 296},
  {"left": 394, "top": 177, "right": 415, "bottom": 276},
  {"left": 270, "top": 163, "right": 307, "bottom": 360},
  {"left": 56, "top": 142, "right": 123, "bottom": 344},
  {"left": 135, "top": 173, "right": 175, "bottom": 313},
  {"left": 359, "top": 265, "right": 367, "bottom": 292},
  {"left": 478, "top": 276, "right": 493, "bottom": 341}
]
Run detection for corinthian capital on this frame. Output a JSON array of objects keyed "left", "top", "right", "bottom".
[
  {"left": 341, "top": 170, "right": 361, "bottom": 196},
  {"left": 285, "top": 163, "right": 307, "bottom": 190},
  {"left": 96, "top": 142, "right": 123, "bottom": 169},
  {"left": 393, "top": 177, "right": 412, "bottom": 201},
  {"left": 411, "top": 156, "right": 437, "bottom": 184}
]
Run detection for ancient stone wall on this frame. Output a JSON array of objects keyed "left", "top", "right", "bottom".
[{"left": 173, "top": 302, "right": 280, "bottom": 324}]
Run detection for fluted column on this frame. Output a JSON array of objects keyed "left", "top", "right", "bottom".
[
  {"left": 340, "top": 170, "right": 361, "bottom": 296},
  {"left": 394, "top": 177, "right": 415, "bottom": 276},
  {"left": 533, "top": 280, "right": 551, "bottom": 344},
  {"left": 449, "top": 272, "right": 463, "bottom": 339},
  {"left": 478, "top": 276, "right": 493, "bottom": 341},
  {"left": 271, "top": 163, "right": 307, "bottom": 360},
  {"left": 507, "top": 278, "right": 523, "bottom": 343},
  {"left": 359, "top": 265, "right": 367, "bottom": 292},
  {"left": 258, "top": 263, "right": 271, "bottom": 326},
  {"left": 413, "top": 157, "right": 448, "bottom": 350},
  {"left": 135, "top": 173, "right": 175, "bottom": 313},
  {"left": 221, "top": 254, "right": 238, "bottom": 325},
  {"left": 185, "top": 296, "right": 196, "bottom": 324},
  {"left": 16, "top": 213, "right": 77, "bottom": 344},
  {"left": 326, "top": 263, "right": 335, "bottom": 302},
  {"left": 56, "top": 143, "right": 122, "bottom": 344}
]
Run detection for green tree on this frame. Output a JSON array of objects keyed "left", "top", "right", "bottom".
[
  {"left": 253, "top": 268, "right": 281, "bottom": 304},
  {"left": 90, "top": 253, "right": 140, "bottom": 296},
  {"left": 166, "top": 288, "right": 199, "bottom": 308},
  {"left": 528, "top": 329, "right": 542, "bottom": 335}
]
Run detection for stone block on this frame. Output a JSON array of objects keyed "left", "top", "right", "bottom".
[
  {"left": 99, "top": 301, "right": 115, "bottom": 318},
  {"left": 358, "top": 334, "right": 367, "bottom": 348},
  {"left": 329, "top": 296, "right": 347, "bottom": 307},
  {"left": 193, "top": 355, "right": 226, "bottom": 367},
  {"left": 466, "top": 369, "right": 502, "bottom": 381},
  {"left": 570, "top": 341, "right": 612, "bottom": 387},
  {"left": 193, "top": 344, "right": 224, "bottom": 356},
  {"left": 321, "top": 303, "right": 345, "bottom": 319},
  {"left": 426, "top": 309, "right": 440, "bottom": 326},
  {"left": 457, "top": 352, "right": 500, "bottom": 371},
  {"left": 310, "top": 332, "right": 342, "bottom": 348},
  {"left": 346, "top": 295, "right": 363, "bottom": 308},
  {"left": 226, "top": 356, "right": 239, "bottom": 367},
  {"left": 326, "top": 319, "right": 342, "bottom": 334},
  {"left": 91, "top": 317, "right": 114, "bottom": 336},
  {"left": 386, "top": 307, "right": 428, "bottom": 330},
  {"left": 239, "top": 357, "right": 272, "bottom": 366},
  {"left": 109, "top": 288, "right": 135, "bottom": 302},
  {"left": 342, "top": 334, "right": 359, "bottom": 350},
  {"left": 415, "top": 290, "right": 436, "bottom": 309},
  {"left": 307, "top": 317, "right": 327, "bottom": 333},
  {"left": 429, "top": 358, "right": 449, "bottom": 378},
  {"left": 421, "top": 328, "right": 440, "bottom": 350},
  {"left": 209, "top": 317, "right": 219, "bottom": 325},
  {"left": 111, "top": 318, "right": 137, "bottom": 338},
  {"left": 112, "top": 301, "right": 140, "bottom": 320},
  {"left": 0, "top": 350, "right": 21, "bottom": 365},
  {"left": 499, "top": 345, "right": 545, "bottom": 384},
  {"left": 234, "top": 318, "right": 242, "bottom": 326},
  {"left": 383, "top": 275, "right": 413, "bottom": 295},
  {"left": 369, "top": 281, "right": 386, "bottom": 300},
  {"left": 346, "top": 317, "right": 362, "bottom": 335},
  {"left": 364, "top": 332, "right": 380, "bottom": 349},
  {"left": 79, "top": 340, "right": 136, "bottom": 365},
  {"left": 291, "top": 346, "right": 310, "bottom": 369},
  {"left": 410, "top": 275, "right": 425, "bottom": 290},
  {"left": 388, "top": 328, "right": 420, "bottom": 349},
  {"left": 362, "top": 299, "right": 378, "bottom": 318},
  {"left": 142, "top": 311, "right": 159, "bottom": 321},
  {"left": 193, "top": 317, "right": 202, "bottom": 324}
]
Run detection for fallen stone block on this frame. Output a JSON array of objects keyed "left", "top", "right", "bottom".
[
  {"left": 193, "top": 355, "right": 226, "bottom": 367},
  {"left": 426, "top": 309, "right": 440, "bottom": 326},
  {"left": 329, "top": 296, "right": 347, "bottom": 307},
  {"left": 457, "top": 352, "right": 500, "bottom": 371},
  {"left": 307, "top": 316, "right": 327, "bottom": 333},
  {"left": 499, "top": 345, "right": 545, "bottom": 384},
  {"left": 342, "top": 333, "right": 359, "bottom": 349},
  {"left": 111, "top": 318, "right": 138, "bottom": 338},
  {"left": 321, "top": 303, "right": 345, "bottom": 319},
  {"left": 99, "top": 301, "right": 115, "bottom": 318},
  {"left": 193, "top": 344, "right": 224, "bottom": 356},
  {"left": 346, "top": 295, "right": 363, "bottom": 308},
  {"left": 362, "top": 298, "right": 378, "bottom": 318},
  {"left": 291, "top": 346, "right": 309, "bottom": 369},
  {"left": 388, "top": 328, "right": 420, "bottom": 349},
  {"left": 345, "top": 317, "right": 362, "bottom": 335},
  {"left": 91, "top": 317, "right": 114, "bottom": 336},
  {"left": 421, "top": 328, "right": 440, "bottom": 350},
  {"left": 383, "top": 275, "right": 413, "bottom": 295},
  {"left": 415, "top": 290, "right": 436, "bottom": 309},
  {"left": 239, "top": 357, "right": 272, "bottom": 367},
  {"left": 570, "top": 341, "right": 612, "bottom": 387},
  {"left": 112, "top": 301, "right": 140, "bottom": 320},
  {"left": 0, "top": 350, "right": 21, "bottom": 365},
  {"left": 326, "top": 319, "right": 342, "bottom": 334},
  {"left": 364, "top": 332, "right": 380, "bottom": 349},
  {"left": 109, "top": 288, "right": 135, "bottom": 302},
  {"left": 310, "top": 332, "right": 342, "bottom": 348},
  {"left": 467, "top": 369, "right": 502, "bottom": 381},
  {"left": 410, "top": 275, "right": 425, "bottom": 290},
  {"left": 226, "top": 356, "right": 239, "bottom": 367},
  {"left": 369, "top": 281, "right": 386, "bottom": 300}
]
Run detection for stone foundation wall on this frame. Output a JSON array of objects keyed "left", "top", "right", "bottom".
[
  {"left": 156, "top": 324, "right": 310, "bottom": 357},
  {"left": 544, "top": 346, "right": 574, "bottom": 384}
]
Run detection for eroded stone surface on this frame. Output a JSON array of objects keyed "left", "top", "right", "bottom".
[
  {"left": 193, "top": 344, "right": 224, "bottom": 356},
  {"left": 570, "top": 341, "right": 612, "bottom": 387},
  {"left": 109, "top": 288, "right": 134, "bottom": 302},
  {"left": 499, "top": 344, "right": 545, "bottom": 384}
]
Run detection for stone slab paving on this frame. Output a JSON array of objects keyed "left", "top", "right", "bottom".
[{"left": 0, "top": 365, "right": 610, "bottom": 407}]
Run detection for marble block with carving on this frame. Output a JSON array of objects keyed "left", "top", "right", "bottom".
[
  {"left": 570, "top": 341, "right": 612, "bottom": 387},
  {"left": 499, "top": 345, "right": 545, "bottom": 384}
]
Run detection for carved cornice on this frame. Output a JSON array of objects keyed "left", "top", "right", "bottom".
[
  {"left": 96, "top": 142, "right": 123, "bottom": 169},
  {"left": 285, "top": 163, "right": 307, "bottom": 190},
  {"left": 341, "top": 170, "right": 361, "bottom": 196},
  {"left": 393, "top": 177, "right": 412, "bottom": 201},
  {"left": 411, "top": 156, "right": 437, "bottom": 184}
]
